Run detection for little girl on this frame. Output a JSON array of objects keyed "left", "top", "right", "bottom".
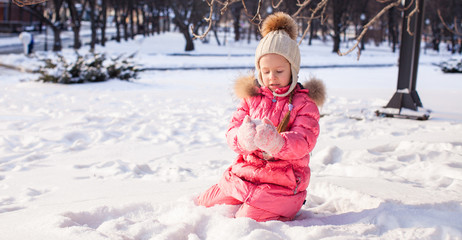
[{"left": 196, "top": 12, "right": 326, "bottom": 222}]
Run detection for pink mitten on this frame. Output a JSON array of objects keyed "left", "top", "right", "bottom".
[
  {"left": 237, "top": 116, "right": 258, "bottom": 152},
  {"left": 255, "top": 117, "right": 285, "bottom": 155}
]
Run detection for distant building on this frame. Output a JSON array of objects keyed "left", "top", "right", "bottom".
[{"left": 0, "top": 0, "right": 41, "bottom": 33}]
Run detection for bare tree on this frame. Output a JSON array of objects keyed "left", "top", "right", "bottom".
[
  {"left": 129, "top": 0, "right": 135, "bottom": 40},
  {"left": 118, "top": 0, "right": 132, "bottom": 41},
  {"left": 230, "top": 4, "right": 243, "bottom": 41},
  {"left": 349, "top": 0, "right": 369, "bottom": 50},
  {"left": 23, "top": 0, "right": 64, "bottom": 51},
  {"left": 191, "top": 0, "right": 432, "bottom": 58},
  {"left": 387, "top": 5, "right": 399, "bottom": 52},
  {"left": 88, "top": 0, "right": 97, "bottom": 51},
  {"left": 109, "top": 0, "right": 122, "bottom": 42},
  {"left": 66, "top": 0, "right": 86, "bottom": 50},
  {"left": 18, "top": 0, "right": 461, "bottom": 56},
  {"left": 435, "top": 0, "right": 462, "bottom": 53},
  {"left": 170, "top": 0, "right": 209, "bottom": 51},
  {"left": 423, "top": 0, "right": 462, "bottom": 53},
  {"left": 330, "top": 0, "right": 349, "bottom": 53},
  {"left": 101, "top": 0, "right": 108, "bottom": 46},
  {"left": 107, "top": 0, "right": 130, "bottom": 41},
  {"left": 205, "top": 0, "right": 226, "bottom": 45}
]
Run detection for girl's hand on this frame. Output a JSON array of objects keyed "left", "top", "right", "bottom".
[
  {"left": 255, "top": 118, "right": 284, "bottom": 155},
  {"left": 237, "top": 116, "right": 258, "bottom": 152}
]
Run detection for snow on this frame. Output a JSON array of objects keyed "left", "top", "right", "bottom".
[{"left": 1, "top": 32, "right": 462, "bottom": 240}]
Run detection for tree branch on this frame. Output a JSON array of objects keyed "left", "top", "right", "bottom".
[
  {"left": 337, "top": 0, "right": 402, "bottom": 59},
  {"left": 272, "top": 0, "right": 284, "bottom": 9},
  {"left": 190, "top": 0, "right": 431, "bottom": 60},
  {"left": 298, "top": 0, "right": 329, "bottom": 45},
  {"left": 292, "top": 0, "right": 313, "bottom": 17},
  {"left": 191, "top": 0, "right": 215, "bottom": 39},
  {"left": 437, "top": 9, "right": 462, "bottom": 36},
  {"left": 12, "top": 0, "right": 48, "bottom": 7},
  {"left": 405, "top": 0, "right": 418, "bottom": 36}
]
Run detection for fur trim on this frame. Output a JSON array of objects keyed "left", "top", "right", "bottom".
[
  {"left": 234, "top": 74, "right": 327, "bottom": 107},
  {"left": 261, "top": 12, "right": 298, "bottom": 40},
  {"left": 234, "top": 74, "right": 260, "bottom": 99},
  {"left": 303, "top": 77, "right": 326, "bottom": 107}
]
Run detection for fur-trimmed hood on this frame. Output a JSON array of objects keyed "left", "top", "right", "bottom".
[{"left": 234, "top": 74, "right": 326, "bottom": 107}]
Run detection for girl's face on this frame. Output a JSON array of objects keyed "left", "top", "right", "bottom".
[{"left": 259, "top": 53, "right": 292, "bottom": 92}]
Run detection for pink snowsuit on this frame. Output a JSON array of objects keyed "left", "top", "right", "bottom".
[{"left": 197, "top": 83, "right": 320, "bottom": 221}]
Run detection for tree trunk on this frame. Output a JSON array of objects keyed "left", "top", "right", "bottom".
[
  {"left": 332, "top": 3, "right": 342, "bottom": 53},
  {"left": 388, "top": 7, "right": 398, "bottom": 53},
  {"left": 431, "top": 22, "right": 441, "bottom": 52},
  {"left": 114, "top": 7, "right": 121, "bottom": 42},
  {"left": 112, "top": 5, "right": 120, "bottom": 42},
  {"left": 66, "top": 0, "right": 81, "bottom": 49},
  {"left": 232, "top": 6, "right": 242, "bottom": 41},
  {"left": 101, "top": 0, "right": 107, "bottom": 46},
  {"left": 151, "top": 3, "right": 160, "bottom": 35},
  {"left": 171, "top": 5, "right": 195, "bottom": 51},
  {"left": 182, "top": 30, "right": 194, "bottom": 51},
  {"left": 129, "top": 3, "right": 135, "bottom": 39},
  {"left": 247, "top": 24, "right": 252, "bottom": 44},
  {"left": 135, "top": 8, "right": 140, "bottom": 35},
  {"left": 71, "top": 25, "right": 81, "bottom": 49},
  {"left": 52, "top": 28, "right": 62, "bottom": 51},
  {"left": 123, "top": 13, "right": 129, "bottom": 41},
  {"left": 308, "top": 19, "right": 315, "bottom": 46},
  {"left": 164, "top": 9, "right": 170, "bottom": 32},
  {"left": 360, "top": 17, "right": 366, "bottom": 51},
  {"left": 140, "top": 7, "right": 147, "bottom": 36},
  {"left": 53, "top": 0, "right": 62, "bottom": 30},
  {"left": 255, "top": 25, "right": 259, "bottom": 41},
  {"left": 450, "top": 32, "right": 456, "bottom": 54},
  {"left": 89, "top": 0, "right": 96, "bottom": 52},
  {"left": 213, "top": 18, "right": 221, "bottom": 46},
  {"left": 23, "top": 5, "right": 62, "bottom": 51},
  {"left": 151, "top": 6, "right": 158, "bottom": 34},
  {"left": 456, "top": 0, "right": 462, "bottom": 53}
]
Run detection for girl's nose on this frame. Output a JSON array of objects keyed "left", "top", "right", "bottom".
[{"left": 269, "top": 72, "right": 277, "bottom": 80}]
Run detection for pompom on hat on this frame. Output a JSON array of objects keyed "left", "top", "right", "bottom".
[{"left": 255, "top": 12, "right": 300, "bottom": 97}]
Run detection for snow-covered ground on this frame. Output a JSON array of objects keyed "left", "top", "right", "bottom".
[{"left": 0, "top": 32, "right": 461, "bottom": 240}]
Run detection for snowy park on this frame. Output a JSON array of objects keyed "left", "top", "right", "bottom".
[{"left": 0, "top": 32, "right": 461, "bottom": 239}]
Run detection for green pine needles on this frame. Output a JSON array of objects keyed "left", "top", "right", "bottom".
[{"left": 36, "top": 51, "right": 141, "bottom": 84}]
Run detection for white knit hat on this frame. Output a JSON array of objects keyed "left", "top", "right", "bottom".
[{"left": 255, "top": 12, "right": 300, "bottom": 97}]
